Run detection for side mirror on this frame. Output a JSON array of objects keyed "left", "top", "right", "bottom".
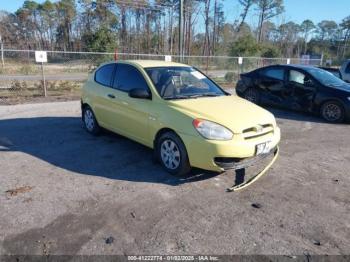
[
  {"left": 128, "top": 88, "right": 151, "bottom": 99},
  {"left": 304, "top": 77, "right": 314, "bottom": 87}
]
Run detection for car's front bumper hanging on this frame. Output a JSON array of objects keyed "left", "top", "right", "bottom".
[{"left": 226, "top": 146, "right": 279, "bottom": 192}]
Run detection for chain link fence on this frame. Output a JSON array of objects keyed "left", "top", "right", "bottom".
[{"left": 0, "top": 49, "right": 322, "bottom": 105}]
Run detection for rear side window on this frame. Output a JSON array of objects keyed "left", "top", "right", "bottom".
[
  {"left": 95, "top": 64, "right": 115, "bottom": 87},
  {"left": 113, "top": 64, "right": 149, "bottom": 92},
  {"left": 262, "top": 68, "right": 285, "bottom": 81}
]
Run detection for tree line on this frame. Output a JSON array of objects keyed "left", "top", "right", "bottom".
[{"left": 0, "top": 0, "right": 349, "bottom": 63}]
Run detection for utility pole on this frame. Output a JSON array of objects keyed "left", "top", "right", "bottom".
[
  {"left": 0, "top": 35, "right": 4, "bottom": 68},
  {"left": 179, "top": 0, "right": 184, "bottom": 61},
  {"left": 170, "top": 4, "right": 174, "bottom": 55}
]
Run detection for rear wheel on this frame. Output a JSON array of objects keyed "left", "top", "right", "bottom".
[
  {"left": 82, "top": 106, "right": 101, "bottom": 135},
  {"left": 243, "top": 88, "right": 260, "bottom": 104},
  {"left": 320, "top": 101, "right": 345, "bottom": 123},
  {"left": 156, "top": 132, "right": 191, "bottom": 177}
]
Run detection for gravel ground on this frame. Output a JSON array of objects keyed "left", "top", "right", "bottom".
[{"left": 0, "top": 100, "right": 349, "bottom": 256}]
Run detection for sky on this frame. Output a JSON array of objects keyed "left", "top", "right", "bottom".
[
  {"left": 225, "top": 0, "right": 350, "bottom": 27},
  {"left": 1, "top": 0, "right": 349, "bottom": 26},
  {"left": 282, "top": 0, "right": 349, "bottom": 24}
]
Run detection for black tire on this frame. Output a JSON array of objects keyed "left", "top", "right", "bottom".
[
  {"left": 320, "top": 101, "right": 345, "bottom": 123},
  {"left": 156, "top": 131, "right": 191, "bottom": 177},
  {"left": 243, "top": 88, "right": 260, "bottom": 104},
  {"left": 82, "top": 105, "right": 101, "bottom": 135}
]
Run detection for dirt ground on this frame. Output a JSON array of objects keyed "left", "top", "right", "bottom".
[{"left": 0, "top": 100, "right": 349, "bottom": 256}]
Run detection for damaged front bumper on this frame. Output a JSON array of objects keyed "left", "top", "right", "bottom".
[
  {"left": 226, "top": 146, "right": 279, "bottom": 192},
  {"left": 215, "top": 146, "right": 278, "bottom": 171}
]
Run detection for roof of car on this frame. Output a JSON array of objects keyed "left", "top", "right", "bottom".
[
  {"left": 258, "top": 64, "right": 320, "bottom": 71},
  {"left": 288, "top": 64, "right": 319, "bottom": 69},
  {"left": 318, "top": 66, "right": 340, "bottom": 71},
  {"left": 123, "top": 60, "right": 190, "bottom": 68}
]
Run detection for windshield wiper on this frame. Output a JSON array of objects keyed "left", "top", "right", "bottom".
[
  {"left": 163, "top": 93, "right": 221, "bottom": 100},
  {"left": 163, "top": 95, "right": 190, "bottom": 100},
  {"left": 186, "top": 93, "right": 221, "bottom": 98}
]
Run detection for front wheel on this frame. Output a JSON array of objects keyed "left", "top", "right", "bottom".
[
  {"left": 320, "top": 101, "right": 345, "bottom": 123},
  {"left": 82, "top": 106, "right": 101, "bottom": 135},
  {"left": 156, "top": 132, "right": 191, "bottom": 177}
]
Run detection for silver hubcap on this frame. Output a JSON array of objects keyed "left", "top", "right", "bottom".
[
  {"left": 323, "top": 104, "right": 341, "bottom": 121},
  {"left": 84, "top": 109, "right": 95, "bottom": 131},
  {"left": 245, "top": 89, "right": 258, "bottom": 103},
  {"left": 160, "top": 140, "right": 180, "bottom": 170}
]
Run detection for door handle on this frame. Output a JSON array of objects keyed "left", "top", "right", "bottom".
[{"left": 107, "top": 94, "right": 116, "bottom": 99}]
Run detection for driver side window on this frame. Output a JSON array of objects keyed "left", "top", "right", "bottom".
[
  {"left": 289, "top": 70, "right": 315, "bottom": 89},
  {"left": 289, "top": 70, "right": 305, "bottom": 85},
  {"left": 113, "top": 64, "right": 149, "bottom": 92}
]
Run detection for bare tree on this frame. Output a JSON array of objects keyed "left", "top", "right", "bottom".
[
  {"left": 340, "top": 16, "right": 350, "bottom": 58},
  {"left": 237, "top": 0, "right": 255, "bottom": 32},
  {"left": 300, "top": 19, "right": 315, "bottom": 54},
  {"left": 202, "top": 0, "right": 211, "bottom": 56},
  {"left": 256, "top": 0, "right": 284, "bottom": 43}
]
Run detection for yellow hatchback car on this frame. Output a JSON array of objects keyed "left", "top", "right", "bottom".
[{"left": 81, "top": 60, "right": 280, "bottom": 187}]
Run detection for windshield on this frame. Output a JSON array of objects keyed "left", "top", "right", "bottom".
[
  {"left": 145, "top": 66, "right": 226, "bottom": 100},
  {"left": 304, "top": 67, "right": 345, "bottom": 87}
]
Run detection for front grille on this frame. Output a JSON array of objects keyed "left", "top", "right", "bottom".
[{"left": 242, "top": 124, "right": 274, "bottom": 140}]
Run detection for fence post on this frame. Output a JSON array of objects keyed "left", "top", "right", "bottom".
[
  {"left": 114, "top": 48, "right": 118, "bottom": 61},
  {"left": 238, "top": 57, "right": 243, "bottom": 79},
  {"left": 41, "top": 62, "right": 47, "bottom": 97},
  {"left": 35, "top": 51, "right": 48, "bottom": 97},
  {"left": 205, "top": 56, "right": 209, "bottom": 74}
]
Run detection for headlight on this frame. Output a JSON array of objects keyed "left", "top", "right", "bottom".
[
  {"left": 193, "top": 119, "right": 233, "bottom": 140},
  {"left": 347, "top": 97, "right": 350, "bottom": 101}
]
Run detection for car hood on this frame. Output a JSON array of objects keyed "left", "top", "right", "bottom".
[
  {"left": 327, "top": 83, "right": 350, "bottom": 93},
  {"left": 168, "top": 95, "right": 276, "bottom": 134}
]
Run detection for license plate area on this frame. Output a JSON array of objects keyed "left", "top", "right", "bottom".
[{"left": 256, "top": 141, "right": 271, "bottom": 156}]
